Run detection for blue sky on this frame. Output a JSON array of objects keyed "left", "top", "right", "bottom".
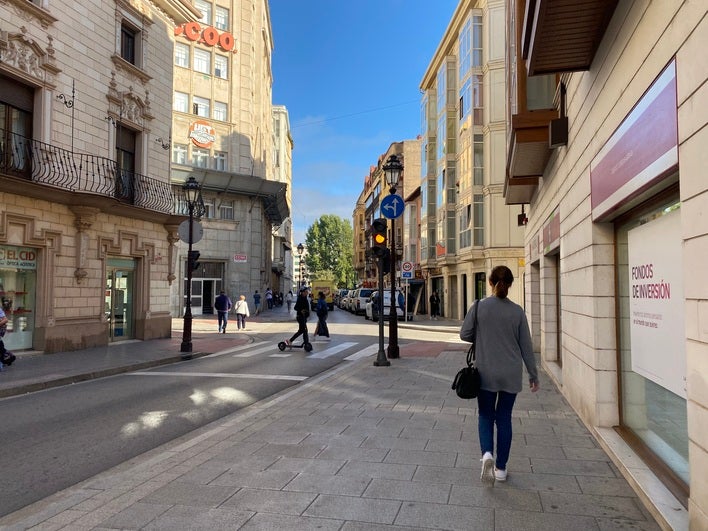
[{"left": 269, "top": 1, "right": 459, "bottom": 244}]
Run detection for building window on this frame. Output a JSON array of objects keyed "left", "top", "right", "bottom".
[
  {"left": 219, "top": 200, "right": 234, "bottom": 220},
  {"left": 473, "top": 135, "right": 483, "bottom": 186},
  {"left": 193, "top": 96, "right": 210, "bottom": 117},
  {"left": 194, "top": 0, "right": 211, "bottom": 25},
  {"left": 175, "top": 42, "right": 189, "bottom": 68},
  {"left": 193, "top": 148, "right": 209, "bottom": 168},
  {"left": 472, "top": 15, "right": 483, "bottom": 67},
  {"left": 214, "top": 54, "right": 228, "bottom": 79},
  {"left": 202, "top": 197, "right": 214, "bottom": 218},
  {"left": 459, "top": 205, "right": 471, "bottom": 249},
  {"left": 121, "top": 23, "right": 137, "bottom": 65},
  {"left": 458, "top": 17, "right": 471, "bottom": 79},
  {"left": 213, "top": 101, "right": 227, "bottom": 121},
  {"left": 193, "top": 48, "right": 210, "bottom": 74},
  {"left": 172, "top": 143, "right": 187, "bottom": 165},
  {"left": 473, "top": 194, "right": 484, "bottom": 246},
  {"left": 174, "top": 91, "right": 189, "bottom": 113},
  {"left": 214, "top": 151, "right": 227, "bottom": 171},
  {"left": 0, "top": 73, "right": 34, "bottom": 176},
  {"left": 472, "top": 74, "right": 483, "bottom": 124},
  {"left": 215, "top": 6, "right": 229, "bottom": 30}
]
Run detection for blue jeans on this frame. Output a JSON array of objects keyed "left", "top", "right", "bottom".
[
  {"left": 217, "top": 311, "right": 228, "bottom": 331},
  {"left": 477, "top": 389, "right": 517, "bottom": 470}
]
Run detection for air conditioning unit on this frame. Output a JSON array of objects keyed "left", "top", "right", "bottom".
[{"left": 549, "top": 116, "right": 568, "bottom": 148}]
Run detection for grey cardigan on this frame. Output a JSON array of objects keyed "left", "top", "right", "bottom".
[{"left": 460, "top": 296, "right": 538, "bottom": 393}]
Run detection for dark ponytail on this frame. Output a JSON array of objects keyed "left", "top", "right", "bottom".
[{"left": 490, "top": 265, "right": 514, "bottom": 299}]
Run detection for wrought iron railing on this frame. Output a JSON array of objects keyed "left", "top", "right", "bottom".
[{"left": 0, "top": 128, "right": 173, "bottom": 214}]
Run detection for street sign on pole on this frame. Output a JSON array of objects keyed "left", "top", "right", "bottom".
[
  {"left": 402, "top": 271, "right": 413, "bottom": 279},
  {"left": 381, "top": 194, "right": 404, "bottom": 219}
]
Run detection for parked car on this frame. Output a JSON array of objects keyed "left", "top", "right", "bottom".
[
  {"left": 333, "top": 288, "right": 348, "bottom": 308},
  {"left": 365, "top": 289, "right": 404, "bottom": 321},
  {"left": 351, "top": 288, "right": 375, "bottom": 315},
  {"left": 340, "top": 289, "right": 355, "bottom": 310}
]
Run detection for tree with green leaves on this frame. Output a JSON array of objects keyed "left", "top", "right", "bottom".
[{"left": 304, "top": 215, "right": 355, "bottom": 288}]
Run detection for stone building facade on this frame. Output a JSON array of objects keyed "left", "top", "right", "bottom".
[
  {"left": 168, "top": 0, "right": 289, "bottom": 317},
  {"left": 0, "top": 0, "right": 198, "bottom": 352},
  {"left": 505, "top": 0, "right": 708, "bottom": 527},
  {"left": 419, "top": 0, "right": 525, "bottom": 319}
]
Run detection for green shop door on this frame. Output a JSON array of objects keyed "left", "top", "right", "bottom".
[{"left": 105, "top": 258, "right": 135, "bottom": 342}]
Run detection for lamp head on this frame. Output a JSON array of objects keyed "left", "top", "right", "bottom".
[
  {"left": 383, "top": 154, "right": 403, "bottom": 189},
  {"left": 297, "top": 242, "right": 304, "bottom": 255},
  {"left": 183, "top": 176, "right": 201, "bottom": 205}
]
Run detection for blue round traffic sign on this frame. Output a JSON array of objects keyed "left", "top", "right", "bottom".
[{"left": 381, "top": 194, "right": 404, "bottom": 219}]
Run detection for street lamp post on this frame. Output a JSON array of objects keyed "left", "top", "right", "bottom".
[
  {"left": 383, "top": 154, "right": 403, "bottom": 359},
  {"left": 180, "top": 176, "right": 201, "bottom": 358},
  {"left": 297, "top": 242, "right": 304, "bottom": 292}
]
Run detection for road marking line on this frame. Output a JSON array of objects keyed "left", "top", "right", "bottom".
[
  {"left": 269, "top": 353, "right": 291, "bottom": 358},
  {"left": 307, "top": 342, "right": 357, "bottom": 359},
  {"left": 129, "top": 371, "right": 307, "bottom": 381},
  {"left": 204, "top": 342, "right": 266, "bottom": 358},
  {"left": 344, "top": 343, "right": 379, "bottom": 361},
  {"left": 233, "top": 344, "right": 276, "bottom": 357}
]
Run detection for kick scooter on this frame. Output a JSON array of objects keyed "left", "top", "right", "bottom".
[{"left": 278, "top": 339, "right": 313, "bottom": 352}]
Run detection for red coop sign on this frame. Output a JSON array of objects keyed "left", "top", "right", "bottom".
[{"left": 175, "top": 22, "right": 237, "bottom": 53}]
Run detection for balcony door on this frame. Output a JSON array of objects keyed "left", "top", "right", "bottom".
[{"left": 0, "top": 73, "right": 33, "bottom": 177}]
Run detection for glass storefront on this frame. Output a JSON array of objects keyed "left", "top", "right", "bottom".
[
  {"left": 0, "top": 245, "right": 37, "bottom": 350},
  {"left": 616, "top": 194, "right": 688, "bottom": 484},
  {"left": 105, "top": 258, "right": 135, "bottom": 341}
]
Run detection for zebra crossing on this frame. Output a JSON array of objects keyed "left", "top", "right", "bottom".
[{"left": 203, "top": 340, "right": 376, "bottom": 361}]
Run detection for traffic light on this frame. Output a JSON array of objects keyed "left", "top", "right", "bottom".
[
  {"left": 188, "top": 250, "right": 200, "bottom": 272},
  {"left": 371, "top": 218, "right": 388, "bottom": 258}
]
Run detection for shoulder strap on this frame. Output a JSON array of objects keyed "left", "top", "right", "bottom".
[{"left": 466, "top": 299, "right": 479, "bottom": 367}]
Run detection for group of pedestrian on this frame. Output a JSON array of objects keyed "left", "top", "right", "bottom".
[
  {"left": 214, "top": 290, "right": 250, "bottom": 333},
  {"left": 213, "top": 266, "right": 535, "bottom": 491}
]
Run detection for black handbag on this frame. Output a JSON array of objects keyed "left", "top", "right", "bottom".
[{"left": 451, "top": 301, "right": 480, "bottom": 399}]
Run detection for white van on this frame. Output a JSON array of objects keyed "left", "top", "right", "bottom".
[{"left": 365, "top": 289, "right": 404, "bottom": 321}]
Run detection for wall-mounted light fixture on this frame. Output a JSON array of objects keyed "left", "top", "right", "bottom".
[{"left": 57, "top": 79, "right": 76, "bottom": 152}]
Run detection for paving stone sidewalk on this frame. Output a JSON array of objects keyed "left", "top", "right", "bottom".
[{"left": 0, "top": 346, "right": 661, "bottom": 530}]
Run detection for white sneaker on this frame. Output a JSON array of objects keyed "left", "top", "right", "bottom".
[
  {"left": 494, "top": 467, "right": 507, "bottom": 482},
  {"left": 480, "top": 452, "right": 495, "bottom": 486}
]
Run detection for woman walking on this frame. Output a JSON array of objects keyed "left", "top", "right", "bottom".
[
  {"left": 234, "top": 295, "right": 250, "bottom": 331},
  {"left": 460, "top": 265, "right": 539, "bottom": 485},
  {"left": 286, "top": 290, "right": 294, "bottom": 313}
]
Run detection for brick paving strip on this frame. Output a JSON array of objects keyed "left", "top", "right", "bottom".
[{"left": 0, "top": 349, "right": 660, "bottom": 530}]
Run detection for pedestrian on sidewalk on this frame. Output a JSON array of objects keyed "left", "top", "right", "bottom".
[
  {"left": 265, "top": 288, "right": 273, "bottom": 309},
  {"left": 253, "top": 290, "right": 261, "bottom": 315},
  {"left": 0, "top": 303, "right": 15, "bottom": 369},
  {"left": 233, "top": 295, "right": 250, "bottom": 330},
  {"left": 285, "top": 287, "right": 310, "bottom": 347},
  {"left": 460, "top": 265, "right": 539, "bottom": 486},
  {"left": 214, "top": 290, "right": 232, "bottom": 333},
  {"left": 286, "top": 290, "right": 294, "bottom": 312},
  {"left": 429, "top": 290, "right": 440, "bottom": 320},
  {"left": 313, "top": 291, "right": 330, "bottom": 341}
]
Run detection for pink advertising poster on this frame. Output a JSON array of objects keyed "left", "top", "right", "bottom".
[{"left": 627, "top": 209, "right": 686, "bottom": 398}]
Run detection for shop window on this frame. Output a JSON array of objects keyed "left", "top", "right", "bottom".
[{"left": 616, "top": 196, "right": 688, "bottom": 486}]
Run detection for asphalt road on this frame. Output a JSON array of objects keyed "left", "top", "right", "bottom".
[{"left": 0, "top": 311, "right": 456, "bottom": 517}]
